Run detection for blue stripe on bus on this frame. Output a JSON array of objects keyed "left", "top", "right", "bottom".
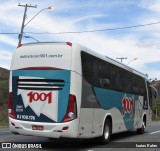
[
  {"left": 94, "top": 87, "right": 139, "bottom": 130},
  {"left": 12, "top": 70, "right": 71, "bottom": 82}
]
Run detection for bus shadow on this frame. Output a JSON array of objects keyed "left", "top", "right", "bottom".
[
  {"left": 45, "top": 131, "right": 139, "bottom": 150},
  {"left": 111, "top": 130, "right": 138, "bottom": 141}
]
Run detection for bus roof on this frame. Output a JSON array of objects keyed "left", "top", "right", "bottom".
[{"left": 17, "top": 42, "right": 148, "bottom": 80}]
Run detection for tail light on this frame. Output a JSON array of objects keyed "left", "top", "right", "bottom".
[
  {"left": 17, "top": 44, "right": 22, "bottom": 48},
  {"left": 62, "top": 94, "right": 77, "bottom": 122},
  {"left": 8, "top": 92, "right": 16, "bottom": 119},
  {"left": 66, "top": 42, "right": 72, "bottom": 47}
]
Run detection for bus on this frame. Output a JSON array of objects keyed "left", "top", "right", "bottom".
[{"left": 8, "top": 42, "right": 156, "bottom": 143}]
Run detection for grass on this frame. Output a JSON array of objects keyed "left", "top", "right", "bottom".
[
  {"left": 0, "top": 122, "right": 8, "bottom": 128},
  {"left": 0, "top": 79, "right": 9, "bottom": 104},
  {"left": 0, "top": 79, "right": 9, "bottom": 127},
  {"left": 0, "top": 104, "right": 9, "bottom": 127},
  {"left": 152, "top": 113, "right": 160, "bottom": 121}
]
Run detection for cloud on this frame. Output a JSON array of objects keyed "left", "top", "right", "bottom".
[
  {"left": 21, "top": 6, "right": 160, "bottom": 80},
  {"left": 0, "top": 35, "right": 17, "bottom": 46},
  {"left": 139, "top": 0, "right": 160, "bottom": 13},
  {"left": 0, "top": 50, "right": 12, "bottom": 61},
  {"left": 0, "top": 50, "right": 12, "bottom": 69},
  {"left": 0, "top": 0, "right": 160, "bottom": 79},
  {"left": 0, "top": 0, "right": 21, "bottom": 28}
]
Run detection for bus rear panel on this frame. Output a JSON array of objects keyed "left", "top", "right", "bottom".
[{"left": 8, "top": 42, "right": 79, "bottom": 138}]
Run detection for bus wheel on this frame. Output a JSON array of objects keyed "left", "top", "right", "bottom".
[
  {"left": 100, "top": 119, "right": 111, "bottom": 144},
  {"left": 137, "top": 120, "right": 146, "bottom": 134}
]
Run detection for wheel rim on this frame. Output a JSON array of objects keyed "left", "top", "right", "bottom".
[
  {"left": 142, "top": 121, "right": 146, "bottom": 129},
  {"left": 104, "top": 125, "right": 109, "bottom": 140}
]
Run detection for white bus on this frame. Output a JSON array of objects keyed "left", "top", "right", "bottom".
[{"left": 8, "top": 42, "right": 155, "bottom": 143}]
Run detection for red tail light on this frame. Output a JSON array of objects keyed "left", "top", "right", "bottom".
[
  {"left": 66, "top": 42, "right": 72, "bottom": 47},
  {"left": 8, "top": 92, "right": 16, "bottom": 119},
  {"left": 17, "top": 44, "right": 22, "bottom": 48},
  {"left": 62, "top": 94, "right": 77, "bottom": 122}
]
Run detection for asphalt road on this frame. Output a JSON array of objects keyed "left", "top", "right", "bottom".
[{"left": 0, "top": 121, "right": 160, "bottom": 151}]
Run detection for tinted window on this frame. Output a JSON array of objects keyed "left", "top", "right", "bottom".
[{"left": 81, "top": 51, "right": 146, "bottom": 96}]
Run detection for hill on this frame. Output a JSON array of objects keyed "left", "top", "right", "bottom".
[
  {"left": 0, "top": 67, "right": 9, "bottom": 126},
  {"left": 0, "top": 67, "right": 9, "bottom": 104},
  {"left": 0, "top": 67, "right": 9, "bottom": 80}
]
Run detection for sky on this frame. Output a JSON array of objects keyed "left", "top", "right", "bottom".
[{"left": 0, "top": 0, "right": 160, "bottom": 80}]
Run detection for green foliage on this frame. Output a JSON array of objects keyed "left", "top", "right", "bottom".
[
  {"left": 0, "top": 79, "right": 9, "bottom": 104},
  {"left": 0, "top": 79, "right": 9, "bottom": 126},
  {"left": 152, "top": 113, "right": 160, "bottom": 121},
  {"left": 153, "top": 104, "right": 160, "bottom": 111},
  {"left": 0, "top": 104, "right": 8, "bottom": 126}
]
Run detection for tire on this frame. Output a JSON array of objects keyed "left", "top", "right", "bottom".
[
  {"left": 137, "top": 120, "right": 146, "bottom": 134},
  {"left": 100, "top": 119, "right": 111, "bottom": 144}
]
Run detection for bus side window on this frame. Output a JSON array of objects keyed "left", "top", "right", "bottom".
[
  {"left": 92, "top": 59, "right": 101, "bottom": 86},
  {"left": 112, "top": 66, "right": 122, "bottom": 91},
  {"left": 99, "top": 61, "right": 112, "bottom": 89}
]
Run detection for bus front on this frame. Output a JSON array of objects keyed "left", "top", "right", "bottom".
[{"left": 8, "top": 42, "right": 79, "bottom": 139}]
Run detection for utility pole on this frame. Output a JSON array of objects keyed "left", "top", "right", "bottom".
[
  {"left": 18, "top": 4, "right": 37, "bottom": 46},
  {"left": 127, "top": 58, "right": 138, "bottom": 65},
  {"left": 116, "top": 57, "right": 127, "bottom": 63}
]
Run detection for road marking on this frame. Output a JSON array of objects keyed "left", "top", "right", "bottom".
[
  {"left": 0, "top": 129, "right": 9, "bottom": 131},
  {"left": 150, "top": 130, "right": 160, "bottom": 134},
  {"left": 1, "top": 131, "right": 10, "bottom": 133}
]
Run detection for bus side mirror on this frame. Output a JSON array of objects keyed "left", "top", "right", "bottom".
[{"left": 100, "top": 78, "right": 110, "bottom": 86}]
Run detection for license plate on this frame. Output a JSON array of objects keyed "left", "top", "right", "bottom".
[{"left": 32, "top": 125, "right": 44, "bottom": 131}]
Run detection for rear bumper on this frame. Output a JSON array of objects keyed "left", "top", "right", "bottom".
[{"left": 9, "top": 117, "right": 79, "bottom": 138}]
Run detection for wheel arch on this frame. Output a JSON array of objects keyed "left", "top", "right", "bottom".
[
  {"left": 143, "top": 113, "right": 147, "bottom": 126},
  {"left": 102, "top": 114, "right": 112, "bottom": 135}
]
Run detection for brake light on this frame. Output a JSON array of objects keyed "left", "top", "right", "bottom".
[
  {"left": 8, "top": 92, "right": 16, "bottom": 119},
  {"left": 66, "top": 42, "right": 72, "bottom": 47},
  {"left": 17, "top": 44, "right": 22, "bottom": 48},
  {"left": 62, "top": 94, "right": 77, "bottom": 122}
]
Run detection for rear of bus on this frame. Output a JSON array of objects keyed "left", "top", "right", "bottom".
[{"left": 8, "top": 42, "right": 81, "bottom": 139}]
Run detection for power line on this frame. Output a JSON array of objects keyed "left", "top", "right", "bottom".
[
  {"left": 1, "top": 21, "right": 160, "bottom": 35},
  {"left": 24, "top": 35, "right": 39, "bottom": 42},
  {"left": 25, "top": 21, "right": 160, "bottom": 34},
  {"left": 0, "top": 33, "right": 19, "bottom": 35}
]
